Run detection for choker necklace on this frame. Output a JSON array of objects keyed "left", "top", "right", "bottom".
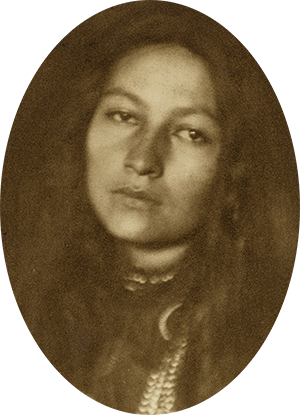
[{"left": 123, "top": 270, "right": 176, "bottom": 292}]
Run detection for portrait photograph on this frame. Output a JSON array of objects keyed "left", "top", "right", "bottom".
[{"left": 1, "top": 1, "right": 299, "bottom": 415}]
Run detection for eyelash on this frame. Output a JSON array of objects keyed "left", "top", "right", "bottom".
[
  {"left": 104, "top": 111, "right": 210, "bottom": 144},
  {"left": 174, "top": 128, "right": 210, "bottom": 144},
  {"left": 106, "top": 110, "right": 139, "bottom": 125}
]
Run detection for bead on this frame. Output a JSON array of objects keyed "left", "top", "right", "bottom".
[
  {"left": 162, "top": 389, "right": 173, "bottom": 397},
  {"left": 138, "top": 407, "right": 148, "bottom": 413},
  {"left": 162, "top": 274, "right": 174, "bottom": 282},
  {"left": 165, "top": 403, "right": 174, "bottom": 410},
  {"left": 140, "top": 398, "right": 150, "bottom": 406},
  {"left": 170, "top": 360, "right": 180, "bottom": 368},
  {"left": 147, "top": 401, "right": 158, "bottom": 411},
  {"left": 147, "top": 379, "right": 157, "bottom": 388},
  {"left": 129, "top": 273, "right": 147, "bottom": 283},
  {"left": 149, "top": 275, "right": 161, "bottom": 284},
  {"left": 124, "top": 282, "right": 137, "bottom": 291},
  {"left": 152, "top": 387, "right": 163, "bottom": 397},
  {"left": 143, "top": 391, "right": 155, "bottom": 400},
  {"left": 163, "top": 381, "right": 174, "bottom": 389}
]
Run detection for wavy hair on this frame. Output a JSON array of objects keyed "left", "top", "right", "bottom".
[{"left": 2, "top": 0, "right": 298, "bottom": 404}]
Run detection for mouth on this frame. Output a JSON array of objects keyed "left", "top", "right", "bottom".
[{"left": 112, "top": 186, "right": 161, "bottom": 209}]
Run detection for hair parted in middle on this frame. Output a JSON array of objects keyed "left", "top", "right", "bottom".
[{"left": 4, "top": 1, "right": 298, "bottom": 404}]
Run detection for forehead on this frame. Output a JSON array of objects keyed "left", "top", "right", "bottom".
[
  {"left": 111, "top": 44, "right": 208, "bottom": 75},
  {"left": 105, "top": 44, "right": 217, "bottom": 113}
]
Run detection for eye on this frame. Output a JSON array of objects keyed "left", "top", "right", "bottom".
[
  {"left": 106, "top": 110, "right": 139, "bottom": 125},
  {"left": 175, "top": 128, "right": 210, "bottom": 143}
]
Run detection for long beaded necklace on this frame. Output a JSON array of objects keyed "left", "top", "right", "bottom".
[
  {"left": 123, "top": 271, "right": 189, "bottom": 414},
  {"left": 137, "top": 333, "right": 188, "bottom": 414}
]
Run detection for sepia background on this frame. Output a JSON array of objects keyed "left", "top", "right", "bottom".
[{"left": 1, "top": 1, "right": 299, "bottom": 414}]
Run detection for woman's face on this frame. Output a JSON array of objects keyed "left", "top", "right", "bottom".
[{"left": 86, "top": 44, "right": 221, "bottom": 246}]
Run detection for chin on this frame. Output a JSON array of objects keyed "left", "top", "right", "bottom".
[
  {"left": 105, "top": 221, "right": 192, "bottom": 248},
  {"left": 105, "top": 218, "right": 157, "bottom": 245}
]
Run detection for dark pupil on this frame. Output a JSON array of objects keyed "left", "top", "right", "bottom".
[
  {"left": 121, "top": 112, "right": 131, "bottom": 121},
  {"left": 189, "top": 129, "right": 201, "bottom": 140}
]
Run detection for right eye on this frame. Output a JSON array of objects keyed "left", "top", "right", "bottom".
[{"left": 106, "top": 110, "right": 139, "bottom": 125}]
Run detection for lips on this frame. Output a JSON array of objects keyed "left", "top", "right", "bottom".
[{"left": 112, "top": 186, "right": 161, "bottom": 209}]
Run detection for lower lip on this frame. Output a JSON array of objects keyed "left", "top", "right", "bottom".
[{"left": 115, "top": 193, "right": 158, "bottom": 210}]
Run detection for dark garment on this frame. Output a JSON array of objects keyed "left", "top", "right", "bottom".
[
  {"left": 32, "top": 273, "right": 197, "bottom": 412},
  {"left": 30, "top": 269, "right": 264, "bottom": 413}
]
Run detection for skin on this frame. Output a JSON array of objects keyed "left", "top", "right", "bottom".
[{"left": 86, "top": 44, "right": 221, "bottom": 272}]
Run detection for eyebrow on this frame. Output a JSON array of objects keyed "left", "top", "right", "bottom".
[
  {"left": 102, "top": 86, "right": 218, "bottom": 122},
  {"left": 171, "top": 106, "right": 218, "bottom": 122},
  {"left": 102, "top": 87, "right": 148, "bottom": 108}
]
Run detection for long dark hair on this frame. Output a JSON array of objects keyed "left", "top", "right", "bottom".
[{"left": 2, "top": 0, "right": 299, "bottom": 404}]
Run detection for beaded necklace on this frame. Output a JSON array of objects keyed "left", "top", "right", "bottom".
[
  {"left": 123, "top": 272, "right": 189, "bottom": 414},
  {"left": 137, "top": 320, "right": 188, "bottom": 414},
  {"left": 123, "top": 270, "right": 176, "bottom": 292}
]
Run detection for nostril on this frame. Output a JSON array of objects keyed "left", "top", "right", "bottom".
[{"left": 124, "top": 139, "right": 164, "bottom": 178}]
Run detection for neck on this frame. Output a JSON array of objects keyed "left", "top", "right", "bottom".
[{"left": 115, "top": 240, "right": 191, "bottom": 275}]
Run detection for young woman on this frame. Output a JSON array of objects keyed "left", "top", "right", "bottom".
[{"left": 2, "top": 2, "right": 298, "bottom": 414}]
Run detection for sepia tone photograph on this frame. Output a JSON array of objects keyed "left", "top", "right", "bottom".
[{"left": 1, "top": 1, "right": 299, "bottom": 414}]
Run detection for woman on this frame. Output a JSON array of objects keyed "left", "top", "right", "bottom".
[{"left": 2, "top": 2, "right": 298, "bottom": 414}]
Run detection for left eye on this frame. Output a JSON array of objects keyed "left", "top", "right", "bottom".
[
  {"left": 107, "top": 111, "right": 138, "bottom": 125},
  {"left": 175, "top": 128, "right": 208, "bottom": 142}
]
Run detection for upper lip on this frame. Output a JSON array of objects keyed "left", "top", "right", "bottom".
[{"left": 112, "top": 186, "right": 161, "bottom": 204}]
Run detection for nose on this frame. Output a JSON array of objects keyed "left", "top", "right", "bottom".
[{"left": 124, "top": 128, "right": 165, "bottom": 178}]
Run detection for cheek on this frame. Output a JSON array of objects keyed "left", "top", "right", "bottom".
[
  {"left": 86, "top": 135, "right": 123, "bottom": 181},
  {"left": 86, "top": 147, "right": 113, "bottom": 204},
  {"left": 168, "top": 151, "right": 219, "bottom": 197},
  {"left": 178, "top": 178, "right": 215, "bottom": 217},
  {"left": 167, "top": 155, "right": 219, "bottom": 221}
]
